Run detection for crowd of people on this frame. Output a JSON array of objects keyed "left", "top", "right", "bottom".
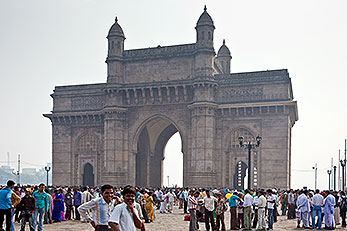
[{"left": 1, "top": 179, "right": 347, "bottom": 231}]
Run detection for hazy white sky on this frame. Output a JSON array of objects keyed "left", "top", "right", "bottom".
[{"left": 1, "top": 0, "right": 346, "bottom": 189}]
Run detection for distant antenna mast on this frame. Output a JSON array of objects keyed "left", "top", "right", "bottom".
[
  {"left": 7, "top": 152, "right": 10, "bottom": 166},
  {"left": 17, "top": 154, "right": 20, "bottom": 185}
]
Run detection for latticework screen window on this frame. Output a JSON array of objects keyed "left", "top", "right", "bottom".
[{"left": 77, "top": 134, "right": 99, "bottom": 151}]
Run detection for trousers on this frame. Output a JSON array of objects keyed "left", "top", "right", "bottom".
[
  {"left": 243, "top": 206, "right": 252, "bottom": 229},
  {"left": 216, "top": 213, "right": 226, "bottom": 231},
  {"left": 204, "top": 210, "right": 215, "bottom": 231},
  {"left": 189, "top": 209, "right": 197, "bottom": 231},
  {"left": 311, "top": 206, "right": 322, "bottom": 228},
  {"left": 257, "top": 208, "right": 266, "bottom": 230},
  {"left": 230, "top": 207, "right": 238, "bottom": 230},
  {"left": 0, "top": 209, "right": 11, "bottom": 231}
]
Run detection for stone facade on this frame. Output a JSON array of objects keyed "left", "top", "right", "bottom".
[{"left": 44, "top": 7, "right": 298, "bottom": 189}]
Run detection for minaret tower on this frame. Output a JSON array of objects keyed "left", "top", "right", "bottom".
[
  {"left": 195, "top": 5, "right": 215, "bottom": 49},
  {"left": 106, "top": 17, "right": 125, "bottom": 83}
]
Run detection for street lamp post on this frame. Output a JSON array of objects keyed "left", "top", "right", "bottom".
[
  {"left": 333, "top": 166, "right": 337, "bottom": 191},
  {"left": 312, "top": 163, "right": 317, "bottom": 190},
  {"left": 327, "top": 170, "right": 332, "bottom": 190},
  {"left": 238, "top": 135, "right": 262, "bottom": 189},
  {"left": 340, "top": 160, "right": 345, "bottom": 191},
  {"left": 45, "top": 166, "right": 51, "bottom": 186}
]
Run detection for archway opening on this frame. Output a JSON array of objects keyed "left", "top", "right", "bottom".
[
  {"left": 163, "top": 132, "right": 183, "bottom": 187},
  {"left": 83, "top": 163, "right": 94, "bottom": 187},
  {"left": 135, "top": 117, "right": 183, "bottom": 188}
]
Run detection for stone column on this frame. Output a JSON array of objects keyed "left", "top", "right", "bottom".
[
  {"left": 187, "top": 102, "right": 217, "bottom": 187},
  {"left": 103, "top": 108, "right": 128, "bottom": 185},
  {"left": 52, "top": 123, "right": 72, "bottom": 186}
]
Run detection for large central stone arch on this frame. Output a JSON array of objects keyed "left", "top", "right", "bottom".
[{"left": 131, "top": 115, "right": 185, "bottom": 188}]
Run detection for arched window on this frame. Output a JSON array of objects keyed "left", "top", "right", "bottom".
[
  {"left": 117, "top": 41, "right": 120, "bottom": 48},
  {"left": 201, "top": 31, "right": 205, "bottom": 40},
  {"left": 111, "top": 41, "right": 114, "bottom": 49},
  {"left": 208, "top": 32, "right": 211, "bottom": 39},
  {"left": 77, "top": 134, "right": 99, "bottom": 152}
]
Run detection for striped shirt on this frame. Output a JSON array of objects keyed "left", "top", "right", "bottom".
[
  {"left": 78, "top": 197, "right": 115, "bottom": 226},
  {"left": 187, "top": 195, "right": 198, "bottom": 210}
]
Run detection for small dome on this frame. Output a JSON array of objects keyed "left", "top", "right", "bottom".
[
  {"left": 196, "top": 6, "right": 215, "bottom": 28},
  {"left": 217, "top": 40, "right": 231, "bottom": 57},
  {"left": 108, "top": 17, "right": 125, "bottom": 38}
]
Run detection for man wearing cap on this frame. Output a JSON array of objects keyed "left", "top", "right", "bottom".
[{"left": 17, "top": 188, "right": 36, "bottom": 231}]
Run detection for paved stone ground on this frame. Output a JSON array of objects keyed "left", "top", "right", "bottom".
[{"left": 14, "top": 206, "right": 347, "bottom": 230}]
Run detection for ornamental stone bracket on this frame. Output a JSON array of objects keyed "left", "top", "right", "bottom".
[{"left": 43, "top": 113, "right": 104, "bottom": 125}]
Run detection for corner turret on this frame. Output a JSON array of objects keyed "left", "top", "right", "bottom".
[
  {"left": 106, "top": 17, "right": 125, "bottom": 83},
  {"left": 216, "top": 39, "right": 232, "bottom": 74},
  {"left": 195, "top": 6, "right": 215, "bottom": 49}
]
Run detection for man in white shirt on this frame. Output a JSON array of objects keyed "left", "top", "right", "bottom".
[
  {"left": 267, "top": 189, "right": 276, "bottom": 230},
  {"left": 108, "top": 186, "right": 144, "bottom": 231},
  {"left": 252, "top": 191, "right": 260, "bottom": 228},
  {"left": 203, "top": 190, "right": 216, "bottom": 231},
  {"left": 166, "top": 190, "right": 176, "bottom": 213},
  {"left": 187, "top": 190, "right": 198, "bottom": 231},
  {"left": 257, "top": 191, "right": 267, "bottom": 231},
  {"left": 296, "top": 190, "right": 310, "bottom": 229},
  {"left": 78, "top": 184, "right": 114, "bottom": 231},
  {"left": 159, "top": 190, "right": 167, "bottom": 213},
  {"left": 311, "top": 189, "right": 323, "bottom": 229},
  {"left": 243, "top": 189, "right": 254, "bottom": 230},
  {"left": 287, "top": 189, "right": 295, "bottom": 219}
]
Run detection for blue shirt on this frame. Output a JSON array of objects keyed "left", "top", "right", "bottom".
[
  {"left": 228, "top": 195, "right": 239, "bottom": 207},
  {"left": 0, "top": 186, "right": 12, "bottom": 209},
  {"left": 73, "top": 191, "right": 82, "bottom": 206},
  {"left": 32, "top": 190, "right": 49, "bottom": 210},
  {"left": 180, "top": 191, "right": 188, "bottom": 201}
]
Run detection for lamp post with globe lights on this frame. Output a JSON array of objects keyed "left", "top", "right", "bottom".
[
  {"left": 45, "top": 166, "right": 51, "bottom": 186},
  {"left": 327, "top": 169, "right": 332, "bottom": 190},
  {"left": 238, "top": 135, "right": 262, "bottom": 189}
]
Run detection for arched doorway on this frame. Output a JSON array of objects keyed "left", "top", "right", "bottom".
[
  {"left": 135, "top": 117, "right": 184, "bottom": 187},
  {"left": 83, "top": 163, "right": 94, "bottom": 187}
]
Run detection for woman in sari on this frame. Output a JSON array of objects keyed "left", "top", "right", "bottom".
[
  {"left": 145, "top": 191, "right": 155, "bottom": 222},
  {"left": 52, "top": 189, "right": 65, "bottom": 222}
]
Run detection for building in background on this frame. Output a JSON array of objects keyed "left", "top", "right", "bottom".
[{"left": 44, "top": 7, "right": 298, "bottom": 189}]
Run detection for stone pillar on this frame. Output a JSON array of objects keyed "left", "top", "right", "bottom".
[
  {"left": 52, "top": 123, "right": 72, "bottom": 186},
  {"left": 103, "top": 108, "right": 128, "bottom": 185},
  {"left": 188, "top": 102, "right": 217, "bottom": 187}
]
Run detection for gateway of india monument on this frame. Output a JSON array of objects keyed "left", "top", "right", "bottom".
[{"left": 44, "top": 7, "right": 298, "bottom": 189}]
